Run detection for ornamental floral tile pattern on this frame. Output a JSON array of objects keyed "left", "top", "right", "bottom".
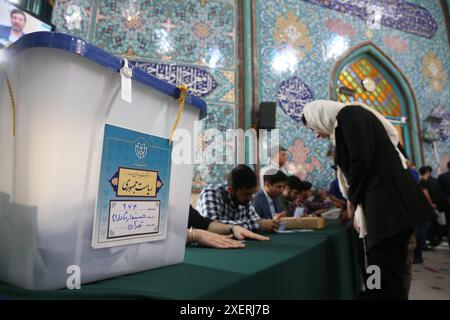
[
  {"left": 129, "top": 60, "right": 219, "bottom": 98},
  {"left": 274, "top": 11, "right": 312, "bottom": 59},
  {"left": 422, "top": 52, "right": 447, "bottom": 93},
  {"left": 93, "top": 1, "right": 170, "bottom": 57},
  {"left": 300, "top": 0, "right": 438, "bottom": 39},
  {"left": 90, "top": 0, "right": 235, "bottom": 68},
  {"left": 52, "top": 0, "right": 94, "bottom": 40},
  {"left": 277, "top": 76, "right": 314, "bottom": 123},
  {"left": 256, "top": 0, "right": 450, "bottom": 187},
  {"left": 53, "top": 0, "right": 238, "bottom": 191},
  {"left": 170, "top": 0, "right": 235, "bottom": 68},
  {"left": 192, "top": 103, "right": 236, "bottom": 190}
]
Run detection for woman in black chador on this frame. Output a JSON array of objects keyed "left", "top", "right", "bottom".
[{"left": 302, "top": 100, "right": 434, "bottom": 300}]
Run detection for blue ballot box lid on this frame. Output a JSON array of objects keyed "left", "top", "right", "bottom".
[{"left": 2, "top": 31, "right": 207, "bottom": 117}]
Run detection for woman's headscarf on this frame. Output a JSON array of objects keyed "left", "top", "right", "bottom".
[
  {"left": 302, "top": 100, "right": 344, "bottom": 137},
  {"left": 302, "top": 100, "right": 405, "bottom": 156}
]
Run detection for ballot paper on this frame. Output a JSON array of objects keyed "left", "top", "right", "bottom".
[
  {"left": 293, "top": 207, "right": 304, "bottom": 218},
  {"left": 277, "top": 229, "right": 315, "bottom": 234}
]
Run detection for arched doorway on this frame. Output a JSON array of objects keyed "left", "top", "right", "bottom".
[{"left": 330, "top": 42, "right": 423, "bottom": 165}]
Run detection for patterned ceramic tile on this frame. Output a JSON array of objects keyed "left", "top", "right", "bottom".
[
  {"left": 53, "top": 0, "right": 450, "bottom": 188},
  {"left": 326, "top": 18, "right": 357, "bottom": 37},
  {"left": 53, "top": 0, "right": 239, "bottom": 190},
  {"left": 130, "top": 61, "right": 236, "bottom": 103},
  {"left": 277, "top": 76, "right": 314, "bottom": 123},
  {"left": 422, "top": 51, "right": 448, "bottom": 93},
  {"left": 300, "top": 0, "right": 438, "bottom": 39},
  {"left": 129, "top": 60, "right": 218, "bottom": 98},
  {"left": 256, "top": 0, "right": 450, "bottom": 186},
  {"left": 93, "top": 1, "right": 170, "bottom": 56},
  {"left": 192, "top": 102, "right": 236, "bottom": 190},
  {"left": 90, "top": 0, "right": 235, "bottom": 69},
  {"left": 170, "top": 0, "right": 236, "bottom": 68},
  {"left": 274, "top": 11, "right": 312, "bottom": 59},
  {"left": 383, "top": 35, "right": 408, "bottom": 53},
  {"left": 52, "top": 0, "right": 94, "bottom": 40}
]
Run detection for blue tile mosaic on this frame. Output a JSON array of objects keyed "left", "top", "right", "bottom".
[
  {"left": 277, "top": 76, "right": 315, "bottom": 123},
  {"left": 53, "top": 0, "right": 238, "bottom": 190},
  {"left": 256, "top": 0, "right": 450, "bottom": 186},
  {"left": 52, "top": 0, "right": 450, "bottom": 188},
  {"left": 129, "top": 61, "right": 218, "bottom": 98},
  {"left": 52, "top": 0, "right": 94, "bottom": 40}
]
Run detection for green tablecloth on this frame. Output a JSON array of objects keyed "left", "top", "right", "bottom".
[{"left": 0, "top": 221, "right": 360, "bottom": 299}]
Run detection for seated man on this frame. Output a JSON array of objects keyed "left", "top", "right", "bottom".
[
  {"left": 197, "top": 165, "right": 280, "bottom": 233},
  {"left": 291, "top": 181, "right": 331, "bottom": 216},
  {"left": 252, "top": 169, "right": 288, "bottom": 219},
  {"left": 278, "top": 175, "right": 303, "bottom": 214}
]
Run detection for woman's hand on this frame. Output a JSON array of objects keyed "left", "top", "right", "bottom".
[{"left": 194, "top": 229, "right": 245, "bottom": 249}]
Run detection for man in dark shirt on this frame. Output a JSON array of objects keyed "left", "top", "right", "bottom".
[
  {"left": 420, "top": 166, "right": 446, "bottom": 247},
  {"left": 253, "top": 170, "right": 288, "bottom": 219},
  {"left": 419, "top": 167, "right": 438, "bottom": 210}
]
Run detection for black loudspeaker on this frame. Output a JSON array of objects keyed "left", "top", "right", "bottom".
[{"left": 259, "top": 102, "right": 276, "bottom": 129}]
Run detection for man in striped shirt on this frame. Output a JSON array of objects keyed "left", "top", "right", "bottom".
[{"left": 197, "top": 165, "right": 280, "bottom": 233}]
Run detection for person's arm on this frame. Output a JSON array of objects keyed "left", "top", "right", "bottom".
[
  {"left": 337, "top": 107, "right": 375, "bottom": 206},
  {"left": 186, "top": 228, "right": 245, "bottom": 249},
  {"left": 214, "top": 204, "right": 261, "bottom": 232},
  {"left": 421, "top": 189, "right": 436, "bottom": 209},
  {"left": 257, "top": 218, "right": 280, "bottom": 232},
  {"left": 188, "top": 205, "right": 212, "bottom": 230},
  {"left": 330, "top": 194, "right": 346, "bottom": 208},
  {"left": 206, "top": 221, "right": 234, "bottom": 235},
  {"left": 230, "top": 225, "right": 270, "bottom": 241},
  {"left": 419, "top": 180, "right": 437, "bottom": 209},
  {"left": 192, "top": 203, "right": 269, "bottom": 240}
]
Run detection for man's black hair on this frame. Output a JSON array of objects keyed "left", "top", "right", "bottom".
[
  {"left": 228, "top": 164, "right": 257, "bottom": 190},
  {"left": 286, "top": 175, "right": 303, "bottom": 190},
  {"left": 299, "top": 181, "right": 312, "bottom": 191},
  {"left": 263, "top": 170, "right": 288, "bottom": 185}
]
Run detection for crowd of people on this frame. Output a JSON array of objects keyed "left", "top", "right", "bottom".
[
  {"left": 184, "top": 99, "right": 450, "bottom": 300},
  {"left": 188, "top": 150, "right": 341, "bottom": 249}
]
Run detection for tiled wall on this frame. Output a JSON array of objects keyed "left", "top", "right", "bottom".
[
  {"left": 255, "top": 0, "right": 450, "bottom": 187},
  {"left": 52, "top": 0, "right": 450, "bottom": 189},
  {"left": 52, "top": 0, "right": 238, "bottom": 190}
]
